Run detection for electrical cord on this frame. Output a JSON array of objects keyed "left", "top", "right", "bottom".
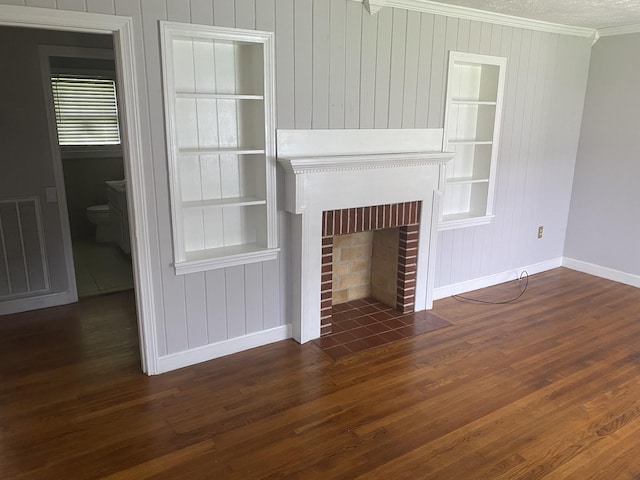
[{"left": 452, "top": 270, "right": 529, "bottom": 305}]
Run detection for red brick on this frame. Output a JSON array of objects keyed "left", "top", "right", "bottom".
[
  {"left": 348, "top": 209, "right": 356, "bottom": 234},
  {"left": 341, "top": 209, "right": 349, "bottom": 234},
  {"left": 363, "top": 206, "right": 371, "bottom": 231},
  {"left": 324, "top": 212, "right": 334, "bottom": 236},
  {"left": 382, "top": 205, "right": 390, "bottom": 228},
  {"left": 320, "top": 324, "right": 333, "bottom": 336},
  {"left": 374, "top": 205, "right": 382, "bottom": 229},
  {"left": 403, "top": 271, "right": 417, "bottom": 281},
  {"left": 334, "top": 210, "right": 342, "bottom": 235}
]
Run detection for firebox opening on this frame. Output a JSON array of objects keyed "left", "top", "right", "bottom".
[{"left": 332, "top": 229, "right": 399, "bottom": 309}]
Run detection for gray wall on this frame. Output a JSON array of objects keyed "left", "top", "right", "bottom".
[
  {"left": 0, "top": 1, "right": 592, "bottom": 360},
  {"left": 0, "top": 26, "right": 114, "bottom": 295},
  {"left": 565, "top": 34, "right": 640, "bottom": 276}
]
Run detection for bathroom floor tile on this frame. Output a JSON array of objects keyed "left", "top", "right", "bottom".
[{"left": 73, "top": 240, "right": 134, "bottom": 298}]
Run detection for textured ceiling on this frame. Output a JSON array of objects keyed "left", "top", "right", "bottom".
[{"left": 431, "top": 0, "right": 640, "bottom": 29}]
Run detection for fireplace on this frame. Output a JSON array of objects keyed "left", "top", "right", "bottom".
[
  {"left": 320, "top": 202, "right": 421, "bottom": 336},
  {"left": 277, "top": 129, "right": 453, "bottom": 343}
]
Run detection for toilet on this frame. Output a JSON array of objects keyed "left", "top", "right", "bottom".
[{"left": 86, "top": 204, "right": 115, "bottom": 243}]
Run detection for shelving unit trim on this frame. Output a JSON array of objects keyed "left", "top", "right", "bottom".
[
  {"left": 440, "top": 50, "right": 507, "bottom": 229},
  {"left": 161, "top": 21, "right": 278, "bottom": 273}
]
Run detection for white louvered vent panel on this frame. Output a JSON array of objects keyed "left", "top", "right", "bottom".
[{"left": 0, "top": 197, "right": 50, "bottom": 299}]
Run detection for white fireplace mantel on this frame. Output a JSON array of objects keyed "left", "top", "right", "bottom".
[{"left": 277, "top": 129, "right": 454, "bottom": 343}]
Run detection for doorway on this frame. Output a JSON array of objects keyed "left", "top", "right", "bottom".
[
  {"left": 42, "top": 46, "right": 134, "bottom": 299},
  {"left": 0, "top": 6, "right": 158, "bottom": 374}
]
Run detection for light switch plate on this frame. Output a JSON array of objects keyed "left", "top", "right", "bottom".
[{"left": 45, "top": 186, "right": 58, "bottom": 203}]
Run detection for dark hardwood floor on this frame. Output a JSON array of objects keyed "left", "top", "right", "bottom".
[{"left": 2, "top": 268, "right": 640, "bottom": 479}]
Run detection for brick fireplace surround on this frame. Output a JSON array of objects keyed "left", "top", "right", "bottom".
[{"left": 320, "top": 202, "right": 421, "bottom": 336}]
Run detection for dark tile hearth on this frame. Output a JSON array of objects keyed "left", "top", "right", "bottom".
[{"left": 314, "top": 297, "right": 452, "bottom": 360}]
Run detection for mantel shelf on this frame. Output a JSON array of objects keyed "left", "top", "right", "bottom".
[{"left": 278, "top": 151, "right": 454, "bottom": 174}]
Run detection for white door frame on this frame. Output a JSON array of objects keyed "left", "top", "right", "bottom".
[{"left": 0, "top": 5, "right": 159, "bottom": 374}]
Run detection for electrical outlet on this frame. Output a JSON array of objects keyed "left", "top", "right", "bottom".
[{"left": 537, "top": 226, "right": 543, "bottom": 239}]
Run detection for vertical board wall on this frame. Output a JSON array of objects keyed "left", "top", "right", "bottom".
[{"left": 1, "top": 0, "right": 591, "bottom": 359}]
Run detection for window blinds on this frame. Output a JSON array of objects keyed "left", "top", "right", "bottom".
[{"left": 50, "top": 74, "right": 121, "bottom": 146}]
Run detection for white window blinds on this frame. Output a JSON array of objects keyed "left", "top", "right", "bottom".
[{"left": 50, "top": 74, "right": 121, "bottom": 146}]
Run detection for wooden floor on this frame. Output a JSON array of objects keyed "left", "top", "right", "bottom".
[{"left": 2, "top": 268, "right": 640, "bottom": 479}]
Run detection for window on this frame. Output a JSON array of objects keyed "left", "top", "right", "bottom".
[{"left": 50, "top": 74, "right": 121, "bottom": 146}]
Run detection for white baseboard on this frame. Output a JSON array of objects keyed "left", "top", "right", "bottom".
[
  {"left": 0, "top": 291, "right": 76, "bottom": 316},
  {"left": 562, "top": 257, "right": 640, "bottom": 288},
  {"left": 156, "top": 324, "right": 292, "bottom": 374},
  {"left": 433, "top": 257, "right": 563, "bottom": 300}
]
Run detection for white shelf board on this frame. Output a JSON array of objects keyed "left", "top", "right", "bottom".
[
  {"left": 175, "top": 92, "right": 263, "bottom": 100},
  {"left": 175, "top": 244, "right": 279, "bottom": 274},
  {"left": 179, "top": 147, "right": 265, "bottom": 155},
  {"left": 447, "top": 140, "right": 493, "bottom": 145},
  {"left": 439, "top": 213, "right": 494, "bottom": 231},
  {"left": 451, "top": 100, "right": 497, "bottom": 106},
  {"left": 182, "top": 196, "right": 266, "bottom": 209},
  {"left": 446, "top": 177, "right": 490, "bottom": 185}
]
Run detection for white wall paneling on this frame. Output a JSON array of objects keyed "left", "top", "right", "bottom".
[
  {"left": 294, "top": 0, "right": 312, "bottom": 129},
  {"left": 0, "top": 0, "right": 593, "bottom": 372},
  {"left": 344, "top": 0, "right": 362, "bottom": 128},
  {"left": 374, "top": 7, "right": 392, "bottom": 128},
  {"left": 86, "top": 0, "right": 114, "bottom": 15},
  {"left": 311, "top": 0, "right": 330, "bottom": 129}
]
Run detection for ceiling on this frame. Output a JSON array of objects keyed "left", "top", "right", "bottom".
[{"left": 429, "top": 0, "right": 640, "bottom": 30}]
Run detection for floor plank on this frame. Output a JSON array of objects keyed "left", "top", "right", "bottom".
[{"left": 1, "top": 268, "right": 640, "bottom": 479}]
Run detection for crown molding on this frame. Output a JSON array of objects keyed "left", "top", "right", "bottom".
[
  {"left": 363, "top": 0, "right": 386, "bottom": 14},
  {"left": 597, "top": 23, "right": 640, "bottom": 37},
  {"left": 353, "top": 0, "right": 596, "bottom": 38}
]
